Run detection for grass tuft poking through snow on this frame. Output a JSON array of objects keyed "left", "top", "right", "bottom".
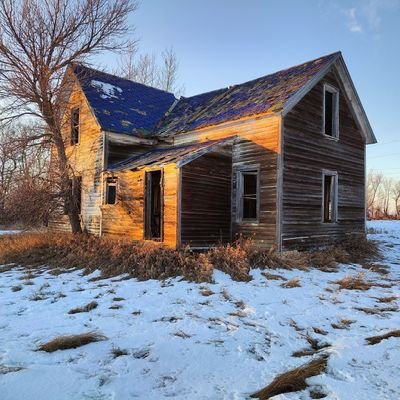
[
  {"left": 250, "top": 355, "right": 329, "bottom": 399},
  {"left": 68, "top": 301, "right": 98, "bottom": 314},
  {"left": 333, "top": 272, "right": 373, "bottom": 291},
  {"left": 37, "top": 332, "right": 107, "bottom": 352},
  {"left": 280, "top": 277, "right": 301, "bottom": 288},
  {"left": 365, "top": 330, "right": 400, "bottom": 345}
]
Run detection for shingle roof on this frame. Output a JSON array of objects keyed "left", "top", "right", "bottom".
[
  {"left": 72, "top": 64, "right": 176, "bottom": 138},
  {"left": 109, "top": 137, "right": 234, "bottom": 171},
  {"left": 156, "top": 52, "right": 341, "bottom": 137}
]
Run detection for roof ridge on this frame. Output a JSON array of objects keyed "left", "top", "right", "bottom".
[
  {"left": 181, "top": 51, "right": 341, "bottom": 101},
  {"left": 71, "top": 63, "right": 176, "bottom": 96}
]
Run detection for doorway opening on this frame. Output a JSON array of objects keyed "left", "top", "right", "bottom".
[{"left": 145, "top": 170, "right": 163, "bottom": 239}]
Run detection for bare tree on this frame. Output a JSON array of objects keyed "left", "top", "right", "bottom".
[
  {"left": 0, "top": 123, "right": 54, "bottom": 227},
  {"left": 367, "top": 170, "right": 383, "bottom": 214},
  {"left": 116, "top": 46, "right": 184, "bottom": 96},
  {"left": 0, "top": 129, "right": 18, "bottom": 219},
  {"left": 158, "top": 47, "right": 182, "bottom": 94},
  {"left": 0, "top": 0, "right": 137, "bottom": 233},
  {"left": 392, "top": 180, "right": 400, "bottom": 218},
  {"left": 380, "top": 177, "right": 393, "bottom": 217}
]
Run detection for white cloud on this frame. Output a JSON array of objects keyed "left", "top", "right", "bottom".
[
  {"left": 343, "top": 7, "right": 363, "bottom": 33},
  {"left": 342, "top": 0, "right": 399, "bottom": 34}
]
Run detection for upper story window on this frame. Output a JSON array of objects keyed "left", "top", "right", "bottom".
[
  {"left": 322, "top": 170, "right": 338, "bottom": 223},
  {"left": 70, "top": 107, "right": 80, "bottom": 145},
  {"left": 323, "top": 84, "right": 339, "bottom": 139},
  {"left": 237, "top": 169, "right": 259, "bottom": 222},
  {"left": 105, "top": 177, "right": 117, "bottom": 205}
]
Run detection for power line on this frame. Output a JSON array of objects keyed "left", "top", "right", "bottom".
[
  {"left": 368, "top": 153, "right": 400, "bottom": 159},
  {"left": 373, "top": 140, "right": 400, "bottom": 145}
]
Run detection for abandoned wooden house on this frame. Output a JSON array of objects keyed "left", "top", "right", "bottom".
[{"left": 49, "top": 51, "right": 377, "bottom": 250}]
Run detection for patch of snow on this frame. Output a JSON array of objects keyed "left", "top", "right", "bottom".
[
  {"left": 0, "top": 230, "right": 20, "bottom": 236},
  {"left": 0, "top": 220, "right": 399, "bottom": 399},
  {"left": 91, "top": 80, "right": 123, "bottom": 99}
]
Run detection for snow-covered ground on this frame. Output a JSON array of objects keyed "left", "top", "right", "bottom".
[{"left": 0, "top": 221, "right": 399, "bottom": 400}]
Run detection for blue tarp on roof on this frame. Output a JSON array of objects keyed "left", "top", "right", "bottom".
[{"left": 72, "top": 64, "right": 176, "bottom": 137}]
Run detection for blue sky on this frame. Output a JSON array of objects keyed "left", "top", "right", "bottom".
[{"left": 101, "top": 0, "right": 400, "bottom": 178}]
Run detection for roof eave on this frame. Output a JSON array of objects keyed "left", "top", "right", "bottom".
[
  {"left": 105, "top": 130, "right": 157, "bottom": 146},
  {"left": 282, "top": 53, "right": 377, "bottom": 145},
  {"left": 282, "top": 52, "right": 341, "bottom": 117},
  {"left": 334, "top": 57, "right": 377, "bottom": 144}
]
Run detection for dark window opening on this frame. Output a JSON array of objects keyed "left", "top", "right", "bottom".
[
  {"left": 145, "top": 170, "right": 162, "bottom": 239},
  {"left": 239, "top": 171, "right": 258, "bottom": 221},
  {"left": 324, "top": 91, "right": 333, "bottom": 136},
  {"left": 70, "top": 108, "right": 80, "bottom": 145},
  {"left": 323, "top": 85, "right": 339, "bottom": 138},
  {"left": 106, "top": 178, "right": 117, "bottom": 205},
  {"left": 323, "top": 174, "right": 337, "bottom": 223}
]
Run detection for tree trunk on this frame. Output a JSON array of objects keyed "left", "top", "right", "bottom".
[{"left": 50, "top": 119, "right": 83, "bottom": 234}]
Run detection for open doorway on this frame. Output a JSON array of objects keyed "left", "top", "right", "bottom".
[{"left": 145, "top": 170, "right": 163, "bottom": 239}]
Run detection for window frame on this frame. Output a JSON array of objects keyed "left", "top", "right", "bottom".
[
  {"left": 70, "top": 107, "right": 80, "bottom": 145},
  {"left": 322, "top": 83, "right": 339, "bottom": 140},
  {"left": 236, "top": 166, "right": 260, "bottom": 223},
  {"left": 105, "top": 177, "right": 118, "bottom": 205},
  {"left": 321, "top": 169, "right": 338, "bottom": 224}
]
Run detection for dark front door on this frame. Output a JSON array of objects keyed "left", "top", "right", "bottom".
[{"left": 145, "top": 170, "right": 163, "bottom": 239}]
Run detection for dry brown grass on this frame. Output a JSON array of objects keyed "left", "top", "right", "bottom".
[
  {"left": 250, "top": 355, "right": 329, "bottom": 399},
  {"left": 111, "top": 347, "right": 129, "bottom": 358},
  {"left": 339, "top": 235, "right": 381, "bottom": 264},
  {"left": 208, "top": 239, "right": 252, "bottom": 281},
  {"left": 0, "top": 232, "right": 382, "bottom": 283},
  {"left": 262, "top": 250, "right": 310, "bottom": 271},
  {"left": 261, "top": 271, "right": 287, "bottom": 281},
  {"left": 200, "top": 286, "right": 215, "bottom": 297},
  {"left": 362, "top": 263, "right": 390, "bottom": 275},
  {"left": 312, "top": 327, "right": 328, "bottom": 336},
  {"left": 173, "top": 330, "right": 191, "bottom": 339},
  {"left": 281, "top": 278, "right": 301, "bottom": 288},
  {"left": 68, "top": 301, "right": 98, "bottom": 314},
  {"left": 365, "top": 330, "right": 400, "bottom": 345},
  {"left": 376, "top": 296, "right": 397, "bottom": 303},
  {"left": 37, "top": 332, "right": 106, "bottom": 352},
  {"left": 292, "top": 334, "right": 330, "bottom": 358},
  {"left": 355, "top": 306, "right": 398, "bottom": 315},
  {"left": 0, "top": 365, "right": 24, "bottom": 374},
  {"left": 0, "top": 233, "right": 215, "bottom": 282},
  {"left": 221, "top": 288, "right": 232, "bottom": 301},
  {"left": 333, "top": 272, "right": 391, "bottom": 291},
  {"left": 331, "top": 318, "right": 355, "bottom": 329},
  {"left": 333, "top": 273, "right": 372, "bottom": 291}
]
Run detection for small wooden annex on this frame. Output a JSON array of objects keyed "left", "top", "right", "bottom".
[{"left": 49, "top": 52, "right": 377, "bottom": 250}]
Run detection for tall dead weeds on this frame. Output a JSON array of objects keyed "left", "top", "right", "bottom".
[{"left": 0, "top": 232, "right": 381, "bottom": 283}]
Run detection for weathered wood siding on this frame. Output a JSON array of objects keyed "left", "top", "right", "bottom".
[
  {"left": 101, "top": 164, "right": 179, "bottom": 248},
  {"left": 101, "top": 169, "right": 144, "bottom": 239},
  {"left": 162, "top": 164, "right": 179, "bottom": 248},
  {"left": 181, "top": 151, "right": 232, "bottom": 247},
  {"left": 175, "top": 115, "right": 281, "bottom": 248},
  {"left": 282, "top": 69, "right": 366, "bottom": 249},
  {"left": 49, "top": 80, "right": 104, "bottom": 235}
]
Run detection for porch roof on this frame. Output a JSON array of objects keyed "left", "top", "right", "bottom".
[{"left": 109, "top": 137, "right": 234, "bottom": 172}]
